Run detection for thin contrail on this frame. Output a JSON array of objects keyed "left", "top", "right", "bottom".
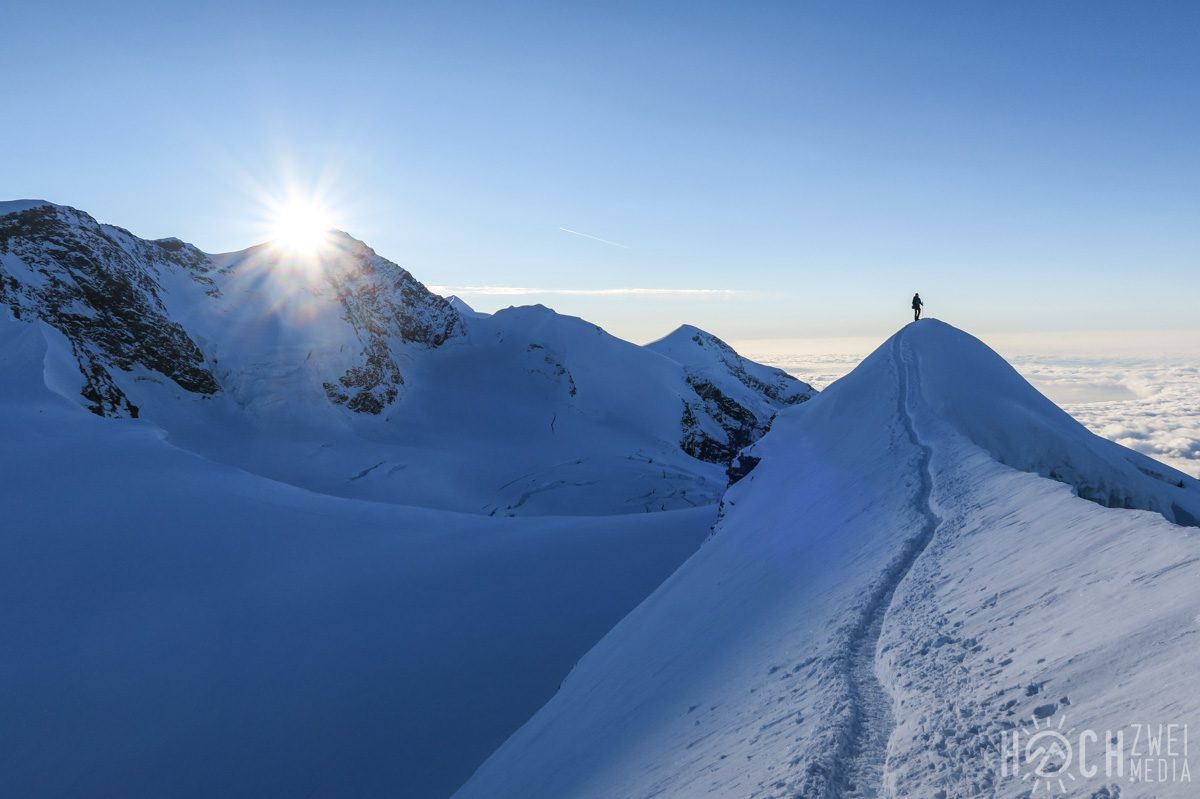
[
  {"left": 559, "top": 227, "right": 628, "bottom": 248},
  {"left": 428, "top": 285, "right": 740, "bottom": 296}
]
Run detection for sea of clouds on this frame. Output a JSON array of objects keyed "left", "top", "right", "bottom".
[
  {"left": 1016, "top": 355, "right": 1200, "bottom": 480},
  {"left": 736, "top": 330, "right": 1200, "bottom": 480}
]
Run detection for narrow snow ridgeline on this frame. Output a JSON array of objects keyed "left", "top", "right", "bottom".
[{"left": 454, "top": 321, "right": 1200, "bottom": 799}]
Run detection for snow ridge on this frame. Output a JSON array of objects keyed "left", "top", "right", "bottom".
[
  {"left": 905, "top": 320, "right": 1200, "bottom": 527},
  {"left": 832, "top": 329, "right": 943, "bottom": 799}
]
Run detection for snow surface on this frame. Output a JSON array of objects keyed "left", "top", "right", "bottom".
[
  {"left": 446, "top": 294, "right": 490, "bottom": 318},
  {"left": 739, "top": 333, "right": 1200, "bottom": 480},
  {"left": 0, "top": 313, "right": 714, "bottom": 798},
  {"left": 453, "top": 320, "right": 1200, "bottom": 798},
  {"left": 906, "top": 321, "right": 1200, "bottom": 526},
  {"left": 0, "top": 199, "right": 60, "bottom": 216},
  {"left": 142, "top": 299, "right": 733, "bottom": 515},
  {"left": 0, "top": 202, "right": 812, "bottom": 517}
]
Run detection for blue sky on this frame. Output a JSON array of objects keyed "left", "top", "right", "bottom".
[{"left": 4, "top": 1, "right": 1198, "bottom": 343}]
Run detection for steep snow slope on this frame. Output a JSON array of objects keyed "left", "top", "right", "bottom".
[
  {"left": 0, "top": 313, "right": 715, "bottom": 799},
  {"left": 454, "top": 320, "right": 1200, "bottom": 798},
  {"left": 0, "top": 201, "right": 812, "bottom": 515},
  {"left": 907, "top": 321, "right": 1200, "bottom": 526}
]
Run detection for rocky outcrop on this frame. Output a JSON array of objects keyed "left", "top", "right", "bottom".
[
  {"left": 650, "top": 325, "right": 816, "bottom": 468},
  {"left": 316, "top": 235, "right": 463, "bottom": 413},
  {"left": 0, "top": 203, "right": 464, "bottom": 418},
  {"left": 665, "top": 326, "right": 814, "bottom": 406},
  {"left": 0, "top": 204, "right": 219, "bottom": 417},
  {"left": 679, "top": 378, "right": 761, "bottom": 465}
]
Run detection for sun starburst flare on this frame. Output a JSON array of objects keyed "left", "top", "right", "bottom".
[{"left": 269, "top": 198, "right": 336, "bottom": 256}]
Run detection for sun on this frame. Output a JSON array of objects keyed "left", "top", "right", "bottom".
[{"left": 270, "top": 199, "right": 334, "bottom": 255}]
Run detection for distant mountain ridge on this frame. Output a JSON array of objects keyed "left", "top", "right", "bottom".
[
  {"left": 0, "top": 201, "right": 461, "bottom": 418},
  {"left": 0, "top": 200, "right": 814, "bottom": 515}
]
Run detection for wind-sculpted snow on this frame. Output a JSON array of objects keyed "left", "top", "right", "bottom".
[
  {"left": 873, "top": 334, "right": 1200, "bottom": 797},
  {"left": 453, "top": 320, "right": 1200, "bottom": 798}
]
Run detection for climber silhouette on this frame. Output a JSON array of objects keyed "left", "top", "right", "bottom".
[{"left": 912, "top": 292, "right": 923, "bottom": 321}]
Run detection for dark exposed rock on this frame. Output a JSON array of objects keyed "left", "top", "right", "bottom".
[
  {"left": 302, "top": 234, "right": 463, "bottom": 413},
  {"left": 0, "top": 204, "right": 219, "bottom": 417},
  {"left": 680, "top": 376, "right": 768, "bottom": 467},
  {"left": 649, "top": 325, "right": 816, "bottom": 470},
  {"left": 0, "top": 204, "right": 465, "bottom": 418},
  {"left": 726, "top": 454, "right": 761, "bottom": 486},
  {"left": 680, "top": 327, "right": 814, "bottom": 407}
]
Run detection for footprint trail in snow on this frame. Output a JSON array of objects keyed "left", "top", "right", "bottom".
[{"left": 835, "top": 329, "right": 943, "bottom": 798}]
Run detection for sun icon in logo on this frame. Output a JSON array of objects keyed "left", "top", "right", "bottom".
[{"left": 1019, "top": 714, "right": 1078, "bottom": 794}]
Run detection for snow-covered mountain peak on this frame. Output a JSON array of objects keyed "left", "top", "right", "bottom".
[
  {"left": 647, "top": 321, "right": 816, "bottom": 411},
  {"left": 0, "top": 200, "right": 818, "bottom": 516},
  {"left": 0, "top": 202, "right": 465, "bottom": 419},
  {"left": 446, "top": 294, "right": 489, "bottom": 318},
  {"left": 892, "top": 319, "right": 1199, "bottom": 525},
  {"left": 0, "top": 202, "right": 220, "bottom": 416},
  {"left": 651, "top": 322, "right": 725, "bottom": 348}
]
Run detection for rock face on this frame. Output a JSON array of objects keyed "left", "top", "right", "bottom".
[
  {"left": 647, "top": 325, "right": 816, "bottom": 466},
  {"left": 0, "top": 202, "right": 463, "bottom": 418},
  {"left": 0, "top": 204, "right": 219, "bottom": 417},
  {"left": 312, "top": 234, "right": 463, "bottom": 413}
]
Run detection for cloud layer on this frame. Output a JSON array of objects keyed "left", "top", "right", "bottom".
[{"left": 1020, "top": 357, "right": 1200, "bottom": 479}]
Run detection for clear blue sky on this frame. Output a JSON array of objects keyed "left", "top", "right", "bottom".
[{"left": 4, "top": 1, "right": 1198, "bottom": 343}]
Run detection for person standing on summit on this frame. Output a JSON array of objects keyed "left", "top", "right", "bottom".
[{"left": 912, "top": 292, "right": 923, "bottom": 321}]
